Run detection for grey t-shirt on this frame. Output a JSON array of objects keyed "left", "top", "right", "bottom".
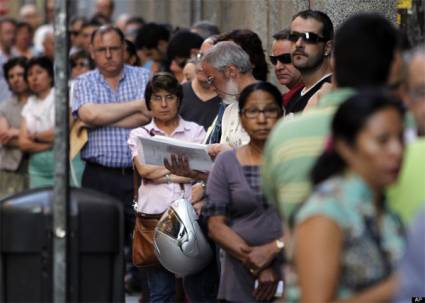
[{"left": 204, "top": 149, "right": 283, "bottom": 302}]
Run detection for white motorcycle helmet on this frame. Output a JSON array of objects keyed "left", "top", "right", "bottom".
[{"left": 154, "top": 198, "right": 212, "bottom": 277}]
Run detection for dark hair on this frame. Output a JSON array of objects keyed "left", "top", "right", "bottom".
[
  {"left": 292, "top": 10, "right": 334, "bottom": 41},
  {"left": 3, "top": 56, "right": 27, "bottom": 82},
  {"left": 238, "top": 81, "right": 285, "bottom": 116},
  {"left": 91, "top": 25, "right": 125, "bottom": 44},
  {"left": 125, "top": 39, "right": 141, "bottom": 66},
  {"left": 70, "top": 16, "right": 87, "bottom": 27},
  {"left": 90, "top": 13, "right": 110, "bottom": 25},
  {"left": 273, "top": 29, "right": 290, "bottom": 41},
  {"left": 166, "top": 30, "right": 203, "bottom": 62},
  {"left": 16, "top": 21, "right": 33, "bottom": 34},
  {"left": 144, "top": 72, "right": 183, "bottom": 111},
  {"left": 80, "top": 19, "right": 102, "bottom": 32},
  {"left": 25, "top": 56, "right": 54, "bottom": 86},
  {"left": 311, "top": 90, "right": 404, "bottom": 186},
  {"left": 334, "top": 13, "right": 397, "bottom": 88},
  {"left": 125, "top": 16, "right": 145, "bottom": 28},
  {"left": 70, "top": 49, "right": 95, "bottom": 69},
  {"left": 134, "top": 22, "right": 170, "bottom": 50},
  {"left": 0, "top": 16, "right": 17, "bottom": 28},
  {"left": 217, "top": 29, "right": 268, "bottom": 81}
]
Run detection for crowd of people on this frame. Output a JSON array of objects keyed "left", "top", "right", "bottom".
[{"left": 0, "top": 0, "right": 424, "bottom": 302}]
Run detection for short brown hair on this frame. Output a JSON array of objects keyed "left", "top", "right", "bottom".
[{"left": 144, "top": 72, "right": 183, "bottom": 111}]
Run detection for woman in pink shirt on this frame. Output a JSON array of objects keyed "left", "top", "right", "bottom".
[{"left": 128, "top": 72, "right": 205, "bottom": 302}]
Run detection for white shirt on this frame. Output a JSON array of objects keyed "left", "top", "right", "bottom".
[
  {"left": 220, "top": 102, "right": 250, "bottom": 148},
  {"left": 22, "top": 88, "right": 55, "bottom": 133}
]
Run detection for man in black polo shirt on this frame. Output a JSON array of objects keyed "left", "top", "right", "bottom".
[{"left": 286, "top": 10, "right": 333, "bottom": 113}]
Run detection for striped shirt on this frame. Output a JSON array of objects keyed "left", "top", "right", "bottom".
[
  {"left": 261, "top": 88, "right": 355, "bottom": 222},
  {"left": 72, "top": 65, "right": 150, "bottom": 168}
]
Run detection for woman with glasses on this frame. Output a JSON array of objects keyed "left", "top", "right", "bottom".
[
  {"left": 128, "top": 72, "right": 205, "bottom": 303},
  {"left": 289, "top": 91, "right": 405, "bottom": 302},
  {"left": 205, "top": 82, "right": 285, "bottom": 302}
]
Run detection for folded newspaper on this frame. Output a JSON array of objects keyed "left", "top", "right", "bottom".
[{"left": 138, "top": 135, "right": 213, "bottom": 172}]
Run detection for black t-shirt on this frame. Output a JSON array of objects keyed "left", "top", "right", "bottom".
[
  {"left": 179, "top": 82, "right": 221, "bottom": 130},
  {"left": 286, "top": 74, "right": 332, "bottom": 113}
]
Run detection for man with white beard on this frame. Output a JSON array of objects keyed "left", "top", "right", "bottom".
[{"left": 201, "top": 41, "right": 257, "bottom": 147}]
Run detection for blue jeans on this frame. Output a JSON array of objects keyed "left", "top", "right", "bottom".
[{"left": 146, "top": 267, "right": 175, "bottom": 303}]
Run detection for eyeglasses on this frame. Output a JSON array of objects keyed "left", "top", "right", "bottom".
[
  {"left": 269, "top": 53, "right": 291, "bottom": 65},
  {"left": 241, "top": 106, "right": 283, "bottom": 119},
  {"left": 151, "top": 94, "right": 178, "bottom": 103},
  {"left": 288, "top": 32, "right": 327, "bottom": 44}
]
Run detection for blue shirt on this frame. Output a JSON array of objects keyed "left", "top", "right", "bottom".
[{"left": 72, "top": 65, "right": 151, "bottom": 168}]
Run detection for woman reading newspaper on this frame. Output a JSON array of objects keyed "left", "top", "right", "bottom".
[{"left": 127, "top": 72, "right": 205, "bottom": 303}]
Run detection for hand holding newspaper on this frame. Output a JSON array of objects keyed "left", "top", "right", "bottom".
[{"left": 138, "top": 135, "right": 213, "bottom": 172}]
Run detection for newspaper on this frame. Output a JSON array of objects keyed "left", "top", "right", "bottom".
[{"left": 138, "top": 135, "right": 213, "bottom": 172}]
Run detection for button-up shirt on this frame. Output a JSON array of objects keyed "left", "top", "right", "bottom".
[
  {"left": 128, "top": 117, "right": 205, "bottom": 214},
  {"left": 72, "top": 65, "right": 150, "bottom": 168}
]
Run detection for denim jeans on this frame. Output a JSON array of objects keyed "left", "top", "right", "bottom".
[{"left": 146, "top": 267, "right": 175, "bottom": 303}]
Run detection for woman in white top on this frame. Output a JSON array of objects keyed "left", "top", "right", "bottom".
[{"left": 19, "top": 56, "right": 55, "bottom": 188}]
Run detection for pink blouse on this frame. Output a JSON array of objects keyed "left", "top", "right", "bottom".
[{"left": 128, "top": 117, "right": 206, "bottom": 214}]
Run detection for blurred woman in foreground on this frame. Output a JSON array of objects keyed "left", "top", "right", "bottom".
[{"left": 291, "top": 91, "right": 406, "bottom": 302}]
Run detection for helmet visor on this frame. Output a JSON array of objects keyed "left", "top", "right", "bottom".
[{"left": 157, "top": 208, "right": 187, "bottom": 240}]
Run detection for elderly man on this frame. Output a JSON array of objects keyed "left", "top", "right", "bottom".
[
  {"left": 72, "top": 25, "right": 150, "bottom": 253},
  {"left": 201, "top": 41, "right": 257, "bottom": 147},
  {"left": 270, "top": 29, "right": 303, "bottom": 108},
  {"left": 286, "top": 10, "right": 333, "bottom": 113}
]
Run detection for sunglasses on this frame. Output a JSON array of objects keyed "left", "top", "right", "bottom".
[
  {"left": 269, "top": 53, "right": 291, "bottom": 65},
  {"left": 288, "top": 32, "right": 327, "bottom": 43}
]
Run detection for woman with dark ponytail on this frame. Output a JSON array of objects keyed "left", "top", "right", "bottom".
[{"left": 288, "top": 90, "right": 407, "bottom": 302}]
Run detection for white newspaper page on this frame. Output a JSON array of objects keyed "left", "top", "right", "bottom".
[{"left": 138, "top": 135, "right": 213, "bottom": 172}]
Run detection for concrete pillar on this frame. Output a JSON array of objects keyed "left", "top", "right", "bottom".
[{"left": 309, "top": 0, "right": 397, "bottom": 28}]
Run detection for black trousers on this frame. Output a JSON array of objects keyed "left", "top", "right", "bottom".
[{"left": 82, "top": 161, "right": 135, "bottom": 247}]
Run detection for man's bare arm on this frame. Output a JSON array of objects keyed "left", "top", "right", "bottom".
[
  {"left": 112, "top": 111, "right": 152, "bottom": 128},
  {"left": 78, "top": 99, "right": 149, "bottom": 126}
]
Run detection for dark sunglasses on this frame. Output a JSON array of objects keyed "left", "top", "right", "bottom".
[
  {"left": 288, "top": 32, "right": 327, "bottom": 43},
  {"left": 269, "top": 53, "right": 291, "bottom": 65}
]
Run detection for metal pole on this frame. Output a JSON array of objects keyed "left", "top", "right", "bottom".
[{"left": 53, "top": 0, "right": 69, "bottom": 302}]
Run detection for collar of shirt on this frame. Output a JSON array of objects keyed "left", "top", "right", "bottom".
[
  {"left": 94, "top": 64, "right": 128, "bottom": 85},
  {"left": 144, "top": 116, "right": 191, "bottom": 136}
]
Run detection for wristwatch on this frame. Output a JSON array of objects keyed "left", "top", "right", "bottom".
[
  {"left": 275, "top": 239, "right": 285, "bottom": 251},
  {"left": 165, "top": 174, "right": 171, "bottom": 184}
]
